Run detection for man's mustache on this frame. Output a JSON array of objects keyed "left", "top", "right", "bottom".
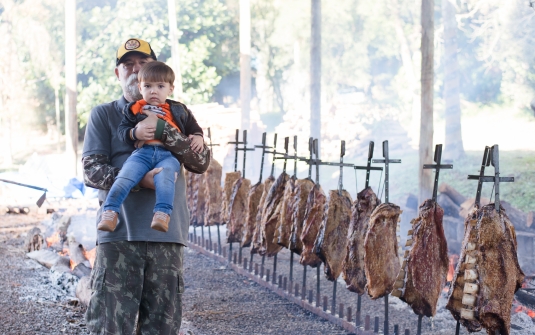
[{"left": 126, "top": 73, "right": 142, "bottom": 101}]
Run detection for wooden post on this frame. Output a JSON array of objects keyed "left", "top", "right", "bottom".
[
  {"left": 167, "top": 0, "right": 183, "bottom": 100},
  {"left": 442, "top": 0, "right": 464, "bottom": 159},
  {"left": 419, "top": 0, "right": 434, "bottom": 204},
  {"left": 310, "top": 0, "right": 321, "bottom": 150},
  {"left": 240, "top": 0, "right": 251, "bottom": 131},
  {"left": 65, "top": 0, "right": 77, "bottom": 176}
]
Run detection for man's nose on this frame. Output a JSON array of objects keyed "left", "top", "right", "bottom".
[{"left": 132, "top": 62, "right": 143, "bottom": 73}]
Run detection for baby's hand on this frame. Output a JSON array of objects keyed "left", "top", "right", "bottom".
[
  {"left": 188, "top": 134, "right": 204, "bottom": 153},
  {"left": 134, "top": 140, "right": 145, "bottom": 148}
]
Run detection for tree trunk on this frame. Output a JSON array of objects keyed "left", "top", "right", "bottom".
[
  {"left": 240, "top": 0, "right": 251, "bottom": 131},
  {"left": 419, "top": 0, "right": 434, "bottom": 204},
  {"left": 442, "top": 0, "right": 464, "bottom": 159},
  {"left": 64, "top": 0, "right": 77, "bottom": 176},
  {"left": 310, "top": 0, "right": 321, "bottom": 153},
  {"left": 168, "top": 0, "right": 184, "bottom": 100}
]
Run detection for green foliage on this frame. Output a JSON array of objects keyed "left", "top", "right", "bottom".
[{"left": 76, "top": 0, "right": 237, "bottom": 126}]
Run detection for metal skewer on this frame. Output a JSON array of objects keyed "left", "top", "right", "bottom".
[
  {"left": 467, "top": 145, "right": 513, "bottom": 212},
  {"left": 206, "top": 127, "right": 221, "bottom": 254},
  {"left": 235, "top": 130, "right": 256, "bottom": 263},
  {"left": 227, "top": 129, "right": 245, "bottom": 262},
  {"left": 422, "top": 144, "right": 453, "bottom": 202},
  {"left": 372, "top": 140, "right": 401, "bottom": 335}
]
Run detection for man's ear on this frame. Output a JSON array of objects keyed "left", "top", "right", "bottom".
[{"left": 114, "top": 67, "right": 119, "bottom": 80}]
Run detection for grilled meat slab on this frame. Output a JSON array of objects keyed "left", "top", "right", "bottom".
[
  {"left": 364, "top": 202, "right": 402, "bottom": 299},
  {"left": 276, "top": 177, "right": 297, "bottom": 248},
  {"left": 260, "top": 172, "right": 289, "bottom": 256},
  {"left": 241, "top": 182, "right": 264, "bottom": 247},
  {"left": 290, "top": 179, "right": 315, "bottom": 255},
  {"left": 226, "top": 178, "right": 251, "bottom": 243},
  {"left": 342, "top": 187, "right": 380, "bottom": 294},
  {"left": 446, "top": 204, "right": 524, "bottom": 335},
  {"left": 203, "top": 159, "right": 223, "bottom": 226},
  {"left": 299, "top": 185, "right": 326, "bottom": 268},
  {"left": 392, "top": 199, "right": 448, "bottom": 317},
  {"left": 221, "top": 171, "right": 241, "bottom": 225},
  {"left": 251, "top": 176, "right": 275, "bottom": 254},
  {"left": 314, "top": 190, "right": 353, "bottom": 281}
]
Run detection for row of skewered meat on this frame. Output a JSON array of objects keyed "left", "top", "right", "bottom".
[{"left": 186, "top": 159, "right": 524, "bottom": 335}]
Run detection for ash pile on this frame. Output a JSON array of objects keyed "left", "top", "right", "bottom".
[{"left": 24, "top": 210, "right": 97, "bottom": 306}]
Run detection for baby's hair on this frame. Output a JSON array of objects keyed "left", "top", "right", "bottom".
[{"left": 138, "top": 61, "right": 175, "bottom": 85}]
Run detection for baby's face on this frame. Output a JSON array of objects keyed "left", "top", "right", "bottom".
[{"left": 139, "top": 81, "right": 174, "bottom": 105}]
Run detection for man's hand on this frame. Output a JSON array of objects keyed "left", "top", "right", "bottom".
[
  {"left": 189, "top": 134, "right": 204, "bottom": 153},
  {"left": 138, "top": 167, "right": 162, "bottom": 190},
  {"left": 135, "top": 110, "right": 159, "bottom": 141}
]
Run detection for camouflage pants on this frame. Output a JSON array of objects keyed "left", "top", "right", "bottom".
[{"left": 86, "top": 241, "right": 185, "bottom": 335}]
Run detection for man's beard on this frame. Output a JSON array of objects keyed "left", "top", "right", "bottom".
[{"left": 125, "top": 73, "right": 142, "bottom": 101}]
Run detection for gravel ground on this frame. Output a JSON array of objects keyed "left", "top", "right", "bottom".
[
  {"left": 1, "top": 205, "right": 533, "bottom": 335},
  {"left": 192, "top": 225, "right": 535, "bottom": 335},
  {"left": 0, "top": 212, "right": 88, "bottom": 335}
]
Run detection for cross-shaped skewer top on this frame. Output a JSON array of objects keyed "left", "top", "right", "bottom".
[
  {"left": 236, "top": 130, "right": 256, "bottom": 178},
  {"left": 254, "top": 132, "right": 272, "bottom": 184},
  {"left": 372, "top": 140, "right": 401, "bottom": 204},
  {"left": 227, "top": 129, "right": 244, "bottom": 172},
  {"left": 312, "top": 140, "right": 355, "bottom": 193},
  {"left": 206, "top": 128, "right": 220, "bottom": 156},
  {"left": 467, "top": 145, "right": 514, "bottom": 212},
  {"left": 423, "top": 144, "right": 453, "bottom": 202},
  {"left": 353, "top": 141, "right": 383, "bottom": 190}
]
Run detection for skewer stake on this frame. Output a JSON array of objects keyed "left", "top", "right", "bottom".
[
  {"left": 217, "top": 225, "right": 222, "bottom": 255},
  {"left": 302, "top": 265, "right": 307, "bottom": 297},
  {"left": 385, "top": 295, "right": 389, "bottom": 335},
  {"left": 467, "top": 145, "right": 513, "bottom": 212},
  {"left": 332, "top": 279, "right": 337, "bottom": 316},
  {"left": 316, "top": 265, "right": 321, "bottom": 307},
  {"left": 422, "top": 144, "right": 453, "bottom": 201},
  {"left": 353, "top": 141, "right": 383, "bottom": 190},
  {"left": 416, "top": 315, "right": 423, "bottom": 335},
  {"left": 372, "top": 140, "right": 401, "bottom": 203}
]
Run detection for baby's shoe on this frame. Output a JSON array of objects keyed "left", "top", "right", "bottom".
[
  {"left": 151, "top": 211, "right": 170, "bottom": 232},
  {"left": 97, "top": 210, "right": 118, "bottom": 231}
]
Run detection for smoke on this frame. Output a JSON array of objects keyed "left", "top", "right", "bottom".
[{"left": 125, "top": 73, "right": 142, "bottom": 101}]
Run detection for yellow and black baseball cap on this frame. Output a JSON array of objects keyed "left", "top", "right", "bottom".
[{"left": 116, "top": 38, "right": 157, "bottom": 66}]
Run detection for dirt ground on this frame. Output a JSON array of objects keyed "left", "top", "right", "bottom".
[
  {"left": 0, "top": 209, "right": 347, "bottom": 335},
  {"left": 1, "top": 208, "right": 534, "bottom": 335}
]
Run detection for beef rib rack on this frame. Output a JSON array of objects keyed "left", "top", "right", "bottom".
[
  {"left": 446, "top": 204, "right": 524, "bottom": 335},
  {"left": 276, "top": 177, "right": 297, "bottom": 248},
  {"left": 314, "top": 190, "right": 353, "bottom": 281},
  {"left": 260, "top": 172, "right": 289, "bottom": 256},
  {"left": 226, "top": 177, "right": 251, "bottom": 243},
  {"left": 241, "top": 181, "right": 264, "bottom": 247},
  {"left": 289, "top": 179, "right": 315, "bottom": 255},
  {"left": 299, "top": 185, "right": 326, "bottom": 267},
  {"left": 364, "top": 202, "right": 402, "bottom": 299},
  {"left": 391, "top": 199, "right": 449, "bottom": 317},
  {"left": 221, "top": 171, "right": 241, "bottom": 225},
  {"left": 251, "top": 176, "right": 275, "bottom": 254},
  {"left": 203, "top": 159, "right": 223, "bottom": 226},
  {"left": 342, "top": 187, "right": 380, "bottom": 295}
]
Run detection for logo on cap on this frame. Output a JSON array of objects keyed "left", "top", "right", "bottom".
[{"left": 125, "top": 39, "right": 141, "bottom": 50}]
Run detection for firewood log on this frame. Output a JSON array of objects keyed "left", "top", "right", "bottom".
[
  {"left": 438, "top": 183, "right": 466, "bottom": 206},
  {"left": 76, "top": 276, "right": 91, "bottom": 306},
  {"left": 25, "top": 227, "right": 45, "bottom": 252}
]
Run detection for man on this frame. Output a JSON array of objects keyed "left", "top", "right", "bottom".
[{"left": 83, "top": 38, "right": 194, "bottom": 334}]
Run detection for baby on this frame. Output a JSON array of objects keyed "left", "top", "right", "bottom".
[{"left": 97, "top": 61, "right": 203, "bottom": 232}]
